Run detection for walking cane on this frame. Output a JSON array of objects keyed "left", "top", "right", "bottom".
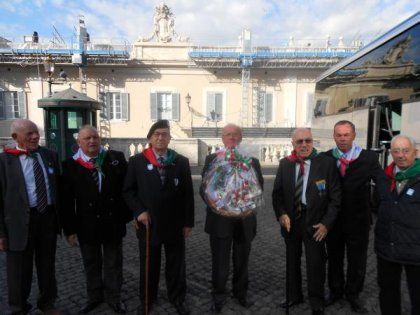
[
  {"left": 285, "top": 234, "right": 290, "bottom": 315},
  {"left": 145, "top": 224, "right": 150, "bottom": 315}
]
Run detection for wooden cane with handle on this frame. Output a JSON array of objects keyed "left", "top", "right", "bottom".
[{"left": 145, "top": 224, "right": 150, "bottom": 315}]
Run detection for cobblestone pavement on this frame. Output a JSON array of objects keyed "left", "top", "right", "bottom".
[{"left": 0, "top": 170, "right": 411, "bottom": 314}]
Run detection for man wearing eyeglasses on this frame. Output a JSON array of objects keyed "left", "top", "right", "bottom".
[
  {"left": 324, "top": 120, "right": 384, "bottom": 313},
  {"left": 375, "top": 135, "right": 420, "bottom": 315},
  {"left": 123, "top": 120, "right": 194, "bottom": 315},
  {"left": 272, "top": 128, "right": 341, "bottom": 315}
]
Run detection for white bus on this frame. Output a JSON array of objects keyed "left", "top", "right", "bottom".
[{"left": 312, "top": 11, "right": 420, "bottom": 165}]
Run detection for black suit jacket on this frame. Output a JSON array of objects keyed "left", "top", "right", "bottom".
[
  {"left": 123, "top": 151, "right": 194, "bottom": 244},
  {"left": 324, "top": 149, "right": 384, "bottom": 229},
  {"left": 0, "top": 147, "right": 60, "bottom": 251},
  {"left": 272, "top": 153, "right": 341, "bottom": 238},
  {"left": 60, "top": 150, "right": 131, "bottom": 244},
  {"left": 200, "top": 153, "right": 264, "bottom": 243}
]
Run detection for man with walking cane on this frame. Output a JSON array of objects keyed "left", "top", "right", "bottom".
[
  {"left": 272, "top": 128, "right": 341, "bottom": 315},
  {"left": 123, "top": 120, "right": 195, "bottom": 315}
]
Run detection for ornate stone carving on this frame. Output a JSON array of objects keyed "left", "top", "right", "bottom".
[{"left": 138, "top": 2, "right": 189, "bottom": 43}]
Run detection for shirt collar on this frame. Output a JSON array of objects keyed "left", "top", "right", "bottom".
[
  {"left": 80, "top": 150, "right": 98, "bottom": 162},
  {"left": 153, "top": 149, "right": 167, "bottom": 160}
]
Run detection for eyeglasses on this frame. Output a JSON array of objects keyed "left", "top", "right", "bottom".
[
  {"left": 295, "top": 138, "right": 313, "bottom": 145},
  {"left": 390, "top": 148, "right": 412, "bottom": 155},
  {"left": 152, "top": 132, "right": 170, "bottom": 138}
]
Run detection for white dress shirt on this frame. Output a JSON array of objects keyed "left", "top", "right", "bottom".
[
  {"left": 18, "top": 147, "right": 52, "bottom": 207},
  {"left": 295, "top": 160, "right": 311, "bottom": 205}
]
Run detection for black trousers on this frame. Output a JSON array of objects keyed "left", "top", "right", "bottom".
[
  {"left": 284, "top": 215, "right": 326, "bottom": 311},
  {"left": 326, "top": 218, "right": 370, "bottom": 298},
  {"left": 7, "top": 208, "right": 57, "bottom": 313},
  {"left": 137, "top": 225, "right": 186, "bottom": 306},
  {"left": 79, "top": 239, "right": 123, "bottom": 304},
  {"left": 210, "top": 232, "right": 251, "bottom": 304},
  {"left": 377, "top": 256, "right": 420, "bottom": 315}
]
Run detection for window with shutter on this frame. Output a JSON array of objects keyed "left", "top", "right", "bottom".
[
  {"left": 150, "top": 92, "right": 158, "bottom": 121},
  {"left": 0, "top": 91, "right": 22, "bottom": 120},
  {"left": 105, "top": 92, "right": 129, "bottom": 121},
  {"left": 157, "top": 92, "right": 173, "bottom": 120},
  {"left": 207, "top": 91, "right": 223, "bottom": 121},
  {"left": 172, "top": 93, "right": 180, "bottom": 121}
]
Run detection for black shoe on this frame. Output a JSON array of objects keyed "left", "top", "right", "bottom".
[
  {"left": 325, "top": 293, "right": 342, "bottom": 306},
  {"left": 312, "top": 308, "right": 325, "bottom": 315},
  {"left": 211, "top": 302, "right": 223, "bottom": 314},
  {"left": 348, "top": 297, "right": 368, "bottom": 313},
  {"left": 108, "top": 302, "right": 127, "bottom": 314},
  {"left": 234, "top": 297, "right": 252, "bottom": 308},
  {"left": 172, "top": 301, "right": 190, "bottom": 315},
  {"left": 136, "top": 303, "right": 153, "bottom": 315},
  {"left": 280, "top": 299, "right": 304, "bottom": 308},
  {"left": 79, "top": 300, "right": 103, "bottom": 314}
]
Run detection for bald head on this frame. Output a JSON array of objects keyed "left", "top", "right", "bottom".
[
  {"left": 77, "top": 125, "right": 101, "bottom": 157},
  {"left": 10, "top": 119, "right": 40, "bottom": 151},
  {"left": 222, "top": 123, "right": 242, "bottom": 148}
]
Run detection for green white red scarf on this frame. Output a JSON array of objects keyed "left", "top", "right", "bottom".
[
  {"left": 142, "top": 145, "right": 177, "bottom": 168},
  {"left": 332, "top": 143, "right": 362, "bottom": 177},
  {"left": 385, "top": 159, "right": 420, "bottom": 191},
  {"left": 73, "top": 147, "right": 106, "bottom": 176},
  {"left": 287, "top": 148, "right": 318, "bottom": 173}
]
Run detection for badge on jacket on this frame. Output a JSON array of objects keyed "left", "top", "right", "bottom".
[
  {"left": 315, "top": 179, "right": 326, "bottom": 195},
  {"left": 174, "top": 178, "right": 179, "bottom": 186},
  {"left": 147, "top": 164, "right": 153, "bottom": 171},
  {"left": 48, "top": 167, "right": 54, "bottom": 174}
]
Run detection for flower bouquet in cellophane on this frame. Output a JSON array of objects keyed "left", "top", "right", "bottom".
[{"left": 202, "top": 147, "right": 263, "bottom": 218}]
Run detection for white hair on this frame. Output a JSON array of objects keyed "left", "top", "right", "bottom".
[
  {"left": 292, "top": 127, "right": 312, "bottom": 140},
  {"left": 222, "top": 123, "right": 242, "bottom": 137},
  {"left": 391, "top": 134, "right": 416, "bottom": 148},
  {"left": 10, "top": 119, "right": 38, "bottom": 135}
]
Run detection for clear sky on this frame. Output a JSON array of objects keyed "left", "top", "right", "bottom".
[{"left": 0, "top": 0, "right": 418, "bottom": 47}]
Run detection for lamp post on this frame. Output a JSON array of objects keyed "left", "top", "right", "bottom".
[
  {"left": 185, "top": 93, "right": 192, "bottom": 133},
  {"left": 210, "top": 110, "right": 220, "bottom": 137},
  {"left": 43, "top": 55, "right": 55, "bottom": 97}
]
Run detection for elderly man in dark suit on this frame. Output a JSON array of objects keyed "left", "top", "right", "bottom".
[
  {"left": 324, "top": 120, "right": 383, "bottom": 313},
  {"left": 0, "top": 119, "right": 60, "bottom": 314},
  {"left": 123, "top": 120, "right": 194, "bottom": 315},
  {"left": 376, "top": 135, "right": 420, "bottom": 315},
  {"left": 200, "top": 123, "right": 264, "bottom": 313},
  {"left": 61, "top": 125, "right": 131, "bottom": 314},
  {"left": 272, "top": 127, "right": 341, "bottom": 315}
]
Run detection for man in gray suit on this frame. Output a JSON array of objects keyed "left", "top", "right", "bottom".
[{"left": 0, "top": 119, "right": 60, "bottom": 314}]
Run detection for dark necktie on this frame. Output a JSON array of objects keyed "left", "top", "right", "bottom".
[
  {"left": 294, "top": 165, "right": 304, "bottom": 219},
  {"left": 90, "top": 158, "right": 99, "bottom": 190},
  {"left": 31, "top": 154, "right": 48, "bottom": 213},
  {"left": 158, "top": 156, "right": 165, "bottom": 184}
]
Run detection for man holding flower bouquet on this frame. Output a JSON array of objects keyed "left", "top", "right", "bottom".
[{"left": 200, "top": 123, "right": 264, "bottom": 313}]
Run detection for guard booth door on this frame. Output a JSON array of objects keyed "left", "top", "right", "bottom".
[{"left": 45, "top": 108, "right": 97, "bottom": 161}]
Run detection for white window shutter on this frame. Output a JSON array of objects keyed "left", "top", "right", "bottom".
[
  {"left": 172, "top": 93, "right": 180, "bottom": 121},
  {"left": 121, "top": 92, "right": 129, "bottom": 121},
  {"left": 150, "top": 92, "right": 158, "bottom": 121},
  {"left": 265, "top": 93, "right": 273, "bottom": 122},
  {"left": 5, "top": 92, "right": 14, "bottom": 119},
  {"left": 207, "top": 92, "right": 215, "bottom": 120},
  {"left": 102, "top": 92, "right": 111, "bottom": 120},
  {"left": 215, "top": 93, "right": 223, "bottom": 120},
  {"left": 0, "top": 92, "right": 4, "bottom": 119},
  {"left": 18, "top": 91, "right": 26, "bottom": 118}
]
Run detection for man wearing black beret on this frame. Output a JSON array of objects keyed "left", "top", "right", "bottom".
[{"left": 123, "top": 120, "right": 195, "bottom": 315}]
